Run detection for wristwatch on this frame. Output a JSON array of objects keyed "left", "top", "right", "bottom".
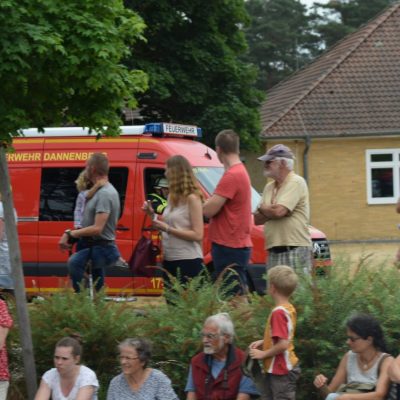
[{"left": 64, "top": 229, "right": 73, "bottom": 239}]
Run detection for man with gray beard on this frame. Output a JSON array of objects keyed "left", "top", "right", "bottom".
[
  {"left": 254, "top": 144, "right": 312, "bottom": 274},
  {"left": 185, "top": 313, "right": 259, "bottom": 400}
]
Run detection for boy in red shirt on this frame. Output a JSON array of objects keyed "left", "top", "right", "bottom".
[{"left": 249, "top": 265, "right": 300, "bottom": 399}]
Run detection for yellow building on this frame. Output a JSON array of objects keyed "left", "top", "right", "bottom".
[{"left": 258, "top": 3, "right": 400, "bottom": 242}]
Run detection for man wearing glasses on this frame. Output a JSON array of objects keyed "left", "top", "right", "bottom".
[
  {"left": 254, "top": 144, "right": 312, "bottom": 274},
  {"left": 185, "top": 313, "right": 259, "bottom": 400}
]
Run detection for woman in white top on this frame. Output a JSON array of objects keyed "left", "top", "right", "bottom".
[
  {"left": 143, "top": 155, "right": 204, "bottom": 285},
  {"left": 34, "top": 336, "right": 99, "bottom": 400},
  {"left": 313, "top": 313, "right": 393, "bottom": 400}
]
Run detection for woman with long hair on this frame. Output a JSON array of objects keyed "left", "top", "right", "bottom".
[
  {"left": 34, "top": 336, "right": 99, "bottom": 400},
  {"left": 313, "top": 313, "right": 393, "bottom": 400},
  {"left": 143, "top": 155, "right": 204, "bottom": 284}
]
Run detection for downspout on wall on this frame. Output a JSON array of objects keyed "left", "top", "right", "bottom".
[
  {"left": 295, "top": 107, "right": 311, "bottom": 182},
  {"left": 303, "top": 135, "right": 311, "bottom": 183}
]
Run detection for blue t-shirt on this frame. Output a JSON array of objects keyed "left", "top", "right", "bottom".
[{"left": 185, "top": 358, "right": 259, "bottom": 395}]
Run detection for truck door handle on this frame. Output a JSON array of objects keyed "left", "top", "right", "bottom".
[{"left": 116, "top": 225, "right": 130, "bottom": 231}]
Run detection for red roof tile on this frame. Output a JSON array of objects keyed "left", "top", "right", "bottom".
[{"left": 260, "top": 2, "right": 400, "bottom": 138}]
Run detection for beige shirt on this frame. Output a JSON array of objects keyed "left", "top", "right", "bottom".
[
  {"left": 162, "top": 201, "right": 203, "bottom": 261},
  {"left": 261, "top": 172, "right": 311, "bottom": 249}
]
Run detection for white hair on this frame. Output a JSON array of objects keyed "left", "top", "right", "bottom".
[
  {"left": 275, "top": 157, "right": 294, "bottom": 171},
  {"left": 204, "top": 313, "right": 234, "bottom": 342}
]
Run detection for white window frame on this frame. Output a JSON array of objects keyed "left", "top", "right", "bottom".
[{"left": 366, "top": 149, "right": 400, "bottom": 204}]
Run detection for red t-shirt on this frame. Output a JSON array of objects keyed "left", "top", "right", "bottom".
[
  {"left": 209, "top": 163, "right": 252, "bottom": 248},
  {"left": 0, "top": 300, "right": 13, "bottom": 381}
]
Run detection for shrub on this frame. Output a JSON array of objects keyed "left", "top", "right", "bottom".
[
  {"left": 7, "top": 259, "right": 400, "bottom": 400},
  {"left": 29, "top": 289, "right": 143, "bottom": 399}
]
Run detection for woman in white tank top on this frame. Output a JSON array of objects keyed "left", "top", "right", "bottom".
[
  {"left": 313, "top": 313, "right": 393, "bottom": 399},
  {"left": 143, "top": 155, "right": 205, "bottom": 287}
]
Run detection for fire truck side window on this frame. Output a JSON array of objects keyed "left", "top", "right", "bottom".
[{"left": 39, "top": 167, "right": 128, "bottom": 221}]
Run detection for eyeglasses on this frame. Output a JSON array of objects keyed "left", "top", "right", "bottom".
[
  {"left": 347, "top": 335, "right": 363, "bottom": 342},
  {"left": 119, "top": 355, "right": 140, "bottom": 361},
  {"left": 200, "top": 333, "right": 220, "bottom": 340},
  {"left": 264, "top": 159, "right": 276, "bottom": 166}
]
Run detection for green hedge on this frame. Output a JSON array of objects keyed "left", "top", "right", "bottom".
[{"left": 7, "top": 259, "right": 400, "bottom": 399}]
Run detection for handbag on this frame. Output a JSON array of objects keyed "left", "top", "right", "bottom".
[
  {"left": 337, "top": 382, "right": 376, "bottom": 393},
  {"left": 129, "top": 216, "right": 160, "bottom": 276}
]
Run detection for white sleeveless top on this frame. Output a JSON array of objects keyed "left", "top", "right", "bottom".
[
  {"left": 347, "top": 350, "right": 386, "bottom": 385},
  {"left": 162, "top": 201, "right": 202, "bottom": 261}
]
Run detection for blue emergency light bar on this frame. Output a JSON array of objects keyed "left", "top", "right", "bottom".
[{"left": 144, "top": 123, "right": 202, "bottom": 138}]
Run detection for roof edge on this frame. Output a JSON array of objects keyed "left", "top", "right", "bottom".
[{"left": 261, "top": 2, "right": 400, "bottom": 135}]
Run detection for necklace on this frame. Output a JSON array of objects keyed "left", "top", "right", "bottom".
[{"left": 359, "top": 351, "right": 379, "bottom": 370}]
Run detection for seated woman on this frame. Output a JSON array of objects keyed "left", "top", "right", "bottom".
[
  {"left": 313, "top": 314, "right": 393, "bottom": 400},
  {"left": 34, "top": 336, "right": 99, "bottom": 400},
  {"left": 107, "top": 338, "right": 178, "bottom": 400}
]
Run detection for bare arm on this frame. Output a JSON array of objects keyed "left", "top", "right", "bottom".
[
  {"left": 258, "top": 204, "right": 289, "bottom": 219},
  {"left": 0, "top": 326, "right": 9, "bottom": 349},
  {"left": 253, "top": 210, "right": 268, "bottom": 225},
  {"left": 75, "top": 385, "right": 95, "bottom": 400},
  {"left": 389, "top": 354, "right": 400, "bottom": 382},
  {"left": 59, "top": 212, "right": 110, "bottom": 251},
  {"left": 236, "top": 394, "right": 250, "bottom": 400},
  {"left": 203, "top": 194, "right": 227, "bottom": 218},
  {"left": 34, "top": 380, "right": 51, "bottom": 400},
  {"left": 249, "top": 338, "right": 289, "bottom": 360},
  {"left": 313, "top": 353, "right": 348, "bottom": 393},
  {"left": 0, "top": 218, "right": 4, "bottom": 241},
  {"left": 152, "top": 195, "right": 204, "bottom": 241},
  {"left": 186, "top": 392, "right": 197, "bottom": 400}
]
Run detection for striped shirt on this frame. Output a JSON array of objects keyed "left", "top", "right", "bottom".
[{"left": 262, "top": 303, "right": 298, "bottom": 375}]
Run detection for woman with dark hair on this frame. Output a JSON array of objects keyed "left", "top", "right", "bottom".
[
  {"left": 107, "top": 338, "right": 178, "bottom": 400},
  {"left": 142, "top": 155, "right": 205, "bottom": 284},
  {"left": 34, "top": 336, "right": 99, "bottom": 400},
  {"left": 313, "top": 313, "right": 393, "bottom": 400}
]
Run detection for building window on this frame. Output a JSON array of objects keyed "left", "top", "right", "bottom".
[{"left": 366, "top": 149, "right": 400, "bottom": 204}]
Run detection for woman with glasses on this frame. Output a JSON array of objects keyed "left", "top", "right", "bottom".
[
  {"left": 313, "top": 313, "right": 393, "bottom": 399},
  {"left": 107, "top": 338, "right": 178, "bottom": 400}
]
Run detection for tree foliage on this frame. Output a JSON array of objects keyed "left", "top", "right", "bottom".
[
  {"left": 312, "top": 0, "right": 395, "bottom": 49},
  {"left": 124, "top": 0, "right": 264, "bottom": 149},
  {"left": 0, "top": 0, "right": 148, "bottom": 141},
  {"left": 243, "top": 0, "right": 319, "bottom": 91}
]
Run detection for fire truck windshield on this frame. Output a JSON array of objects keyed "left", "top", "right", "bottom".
[{"left": 193, "top": 166, "right": 261, "bottom": 212}]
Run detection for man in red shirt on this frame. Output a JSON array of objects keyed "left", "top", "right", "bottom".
[{"left": 203, "top": 129, "right": 252, "bottom": 295}]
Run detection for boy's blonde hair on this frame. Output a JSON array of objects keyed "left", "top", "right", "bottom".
[
  {"left": 75, "top": 171, "right": 92, "bottom": 192},
  {"left": 267, "top": 265, "right": 298, "bottom": 297}
]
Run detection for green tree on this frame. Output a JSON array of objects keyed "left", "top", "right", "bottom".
[
  {"left": 0, "top": 1, "right": 147, "bottom": 398},
  {"left": 0, "top": 0, "right": 148, "bottom": 140},
  {"left": 244, "top": 0, "right": 319, "bottom": 90},
  {"left": 125, "top": 0, "right": 264, "bottom": 149},
  {"left": 313, "top": 0, "right": 395, "bottom": 49}
]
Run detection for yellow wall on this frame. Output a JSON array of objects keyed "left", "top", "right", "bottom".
[{"left": 244, "top": 137, "right": 400, "bottom": 241}]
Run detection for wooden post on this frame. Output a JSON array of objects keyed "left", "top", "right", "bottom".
[{"left": 0, "top": 147, "right": 37, "bottom": 399}]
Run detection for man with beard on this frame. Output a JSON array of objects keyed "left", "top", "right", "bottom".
[
  {"left": 254, "top": 144, "right": 312, "bottom": 274},
  {"left": 185, "top": 313, "right": 259, "bottom": 400}
]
